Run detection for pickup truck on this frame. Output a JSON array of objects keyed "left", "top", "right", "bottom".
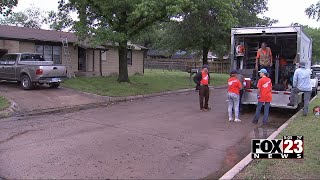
[{"left": 0, "top": 53, "right": 67, "bottom": 90}]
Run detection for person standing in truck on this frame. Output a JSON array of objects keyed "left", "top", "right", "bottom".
[
  {"left": 193, "top": 64, "right": 211, "bottom": 111},
  {"left": 252, "top": 68, "right": 272, "bottom": 125},
  {"left": 255, "top": 42, "right": 273, "bottom": 78},
  {"left": 287, "top": 62, "right": 312, "bottom": 116}
]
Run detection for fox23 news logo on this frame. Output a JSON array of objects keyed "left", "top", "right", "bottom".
[{"left": 251, "top": 136, "right": 304, "bottom": 159}]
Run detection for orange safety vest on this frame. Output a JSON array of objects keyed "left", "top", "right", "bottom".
[
  {"left": 200, "top": 70, "right": 209, "bottom": 85},
  {"left": 257, "top": 47, "right": 271, "bottom": 66}
]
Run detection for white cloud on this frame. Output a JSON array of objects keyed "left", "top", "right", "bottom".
[{"left": 13, "top": 0, "right": 59, "bottom": 12}]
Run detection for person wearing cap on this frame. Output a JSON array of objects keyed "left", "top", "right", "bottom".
[
  {"left": 227, "top": 70, "right": 242, "bottom": 122},
  {"left": 287, "top": 62, "right": 312, "bottom": 116},
  {"left": 193, "top": 64, "right": 211, "bottom": 111},
  {"left": 252, "top": 68, "right": 272, "bottom": 125}
]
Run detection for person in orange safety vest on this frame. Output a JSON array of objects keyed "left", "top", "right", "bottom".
[{"left": 193, "top": 64, "right": 211, "bottom": 111}]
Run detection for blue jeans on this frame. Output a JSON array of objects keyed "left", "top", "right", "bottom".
[
  {"left": 289, "top": 88, "right": 311, "bottom": 116},
  {"left": 227, "top": 92, "right": 240, "bottom": 119},
  {"left": 253, "top": 102, "right": 270, "bottom": 124}
]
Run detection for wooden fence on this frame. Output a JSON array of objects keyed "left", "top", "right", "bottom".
[{"left": 144, "top": 58, "right": 231, "bottom": 73}]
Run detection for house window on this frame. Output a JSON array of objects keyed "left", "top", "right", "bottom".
[
  {"left": 53, "top": 46, "right": 62, "bottom": 64},
  {"left": 101, "top": 50, "right": 107, "bottom": 61},
  {"left": 127, "top": 49, "right": 132, "bottom": 65},
  {"left": 35, "top": 44, "right": 62, "bottom": 64}
]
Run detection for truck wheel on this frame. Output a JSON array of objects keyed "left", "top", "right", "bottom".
[
  {"left": 49, "top": 82, "right": 60, "bottom": 88},
  {"left": 21, "top": 75, "right": 34, "bottom": 90}
]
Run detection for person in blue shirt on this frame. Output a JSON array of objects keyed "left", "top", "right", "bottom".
[{"left": 287, "top": 62, "right": 312, "bottom": 116}]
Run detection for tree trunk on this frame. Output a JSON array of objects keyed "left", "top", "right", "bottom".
[
  {"left": 202, "top": 46, "right": 209, "bottom": 65},
  {"left": 118, "top": 40, "right": 130, "bottom": 82}
]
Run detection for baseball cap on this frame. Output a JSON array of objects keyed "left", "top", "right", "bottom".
[
  {"left": 299, "top": 62, "right": 306, "bottom": 68},
  {"left": 230, "top": 69, "right": 238, "bottom": 74},
  {"left": 202, "top": 64, "right": 209, "bottom": 69},
  {"left": 258, "top": 68, "right": 268, "bottom": 74}
]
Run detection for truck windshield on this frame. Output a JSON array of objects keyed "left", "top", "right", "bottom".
[{"left": 20, "top": 54, "right": 45, "bottom": 61}]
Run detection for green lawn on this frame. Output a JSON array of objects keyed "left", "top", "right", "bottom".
[
  {"left": 0, "top": 96, "right": 10, "bottom": 110},
  {"left": 63, "top": 69, "right": 229, "bottom": 97},
  {"left": 236, "top": 96, "right": 320, "bottom": 179}
]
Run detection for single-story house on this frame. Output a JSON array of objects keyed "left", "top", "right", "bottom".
[{"left": 0, "top": 25, "right": 147, "bottom": 76}]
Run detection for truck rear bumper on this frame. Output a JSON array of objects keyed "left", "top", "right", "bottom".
[
  {"left": 241, "top": 101, "right": 298, "bottom": 109},
  {"left": 241, "top": 89, "right": 303, "bottom": 109},
  {"left": 37, "top": 77, "right": 66, "bottom": 84}
]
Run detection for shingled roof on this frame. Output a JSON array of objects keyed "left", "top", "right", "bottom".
[
  {"left": 0, "top": 25, "right": 147, "bottom": 50},
  {"left": 0, "top": 25, "right": 78, "bottom": 43}
]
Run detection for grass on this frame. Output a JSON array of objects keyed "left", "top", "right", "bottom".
[
  {"left": 0, "top": 96, "right": 10, "bottom": 111},
  {"left": 63, "top": 69, "right": 229, "bottom": 97},
  {"left": 236, "top": 96, "right": 320, "bottom": 179}
]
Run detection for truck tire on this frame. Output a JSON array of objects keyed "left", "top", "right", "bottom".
[
  {"left": 21, "top": 75, "right": 34, "bottom": 90},
  {"left": 49, "top": 82, "right": 60, "bottom": 88}
]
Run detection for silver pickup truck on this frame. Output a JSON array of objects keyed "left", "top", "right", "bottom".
[{"left": 0, "top": 53, "right": 67, "bottom": 90}]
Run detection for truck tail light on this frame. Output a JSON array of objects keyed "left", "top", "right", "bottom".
[{"left": 36, "top": 69, "right": 43, "bottom": 75}]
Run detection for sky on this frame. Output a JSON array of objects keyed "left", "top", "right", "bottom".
[{"left": 11, "top": 0, "right": 320, "bottom": 28}]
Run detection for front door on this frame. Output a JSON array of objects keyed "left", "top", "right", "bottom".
[{"left": 78, "top": 47, "right": 86, "bottom": 71}]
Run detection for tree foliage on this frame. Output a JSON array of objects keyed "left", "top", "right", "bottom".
[
  {"left": 234, "top": 0, "right": 277, "bottom": 27},
  {"left": 43, "top": 10, "right": 74, "bottom": 31},
  {"left": 304, "top": 27, "right": 320, "bottom": 63},
  {"left": 59, "top": 0, "right": 192, "bottom": 82},
  {"left": 0, "top": 0, "right": 18, "bottom": 16},
  {"left": 138, "top": 0, "right": 277, "bottom": 65},
  {"left": 154, "top": 0, "right": 237, "bottom": 65},
  {"left": 306, "top": 1, "right": 320, "bottom": 21},
  {"left": 0, "top": 6, "right": 43, "bottom": 29}
]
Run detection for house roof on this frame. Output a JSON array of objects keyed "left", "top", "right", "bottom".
[
  {"left": 147, "top": 49, "right": 171, "bottom": 57},
  {"left": 171, "top": 51, "right": 198, "bottom": 59},
  {"left": 0, "top": 25, "right": 78, "bottom": 43},
  {"left": 0, "top": 25, "right": 147, "bottom": 50}
]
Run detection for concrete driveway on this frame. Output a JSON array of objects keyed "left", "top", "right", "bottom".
[
  {"left": 0, "top": 81, "right": 108, "bottom": 113},
  {"left": 0, "top": 86, "right": 293, "bottom": 179}
]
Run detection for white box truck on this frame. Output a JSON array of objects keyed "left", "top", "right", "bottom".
[{"left": 230, "top": 26, "right": 318, "bottom": 109}]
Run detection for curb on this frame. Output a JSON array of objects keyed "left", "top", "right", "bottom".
[
  {"left": 63, "top": 85, "right": 227, "bottom": 101},
  {"left": 219, "top": 95, "right": 318, "bottom": 180}
]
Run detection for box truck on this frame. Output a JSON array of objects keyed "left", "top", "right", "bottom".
[{"left": 230, "top": 26, "right": 318, "bottom": 109}]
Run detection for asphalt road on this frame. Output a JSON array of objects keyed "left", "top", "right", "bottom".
[{"left": 0, "top": 87, "right": 294, "bottom": 179}]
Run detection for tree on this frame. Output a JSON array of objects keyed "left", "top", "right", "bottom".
[
  {"left": 304, "top": 27, "right": 320, "bottom": 63},
  {"left": 58, "top": 0, "right": 192, "bottom": 82},
  {"left": 43, "top": 10, "right": 74, "bottom": 31},
  {"left": 0, "top": 0, "right": 18, "bottom": 16},
  {"left": 306, "top": 1, "right": 320, "bottom": 21},
  {"left": 234, "top": 0, "right": 278, "bottom": 27},
  {"left": 305, "top": 2, "right": 320, "bottom": 63},
  {"left": 0, "top": 7, "right": 44, "bottom": 29},
  {"left": 155, "top": 0, "right": 237, "bottom": 65},
  {"left": 150, "top": 0, "right": 277, "bottom": 65}
]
